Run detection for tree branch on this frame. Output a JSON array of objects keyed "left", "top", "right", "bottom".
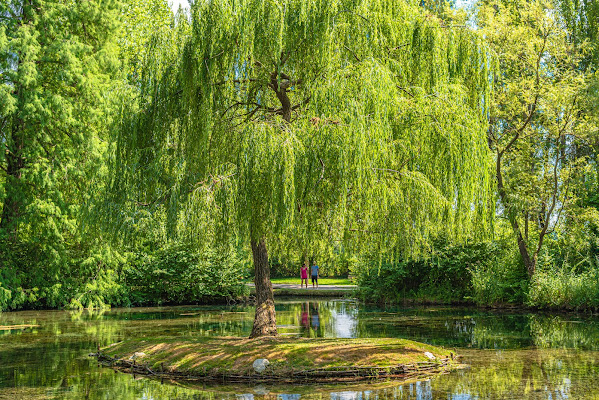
[
  {"left": 344, "top": 45, "right": 361, "bottom": 62},
  {"left": 313, "top": 158, "right": 325, "bottom": 191},
  {"left": 397, "top": 86, "right": 415, "bottom": 98},
  {"left": 499, "top": 29, "right": 548, "bottom": 158},
  {"left": 534, "top": 148, "right": 561, "bottom": 261}
]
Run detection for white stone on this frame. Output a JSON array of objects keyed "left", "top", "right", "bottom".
[
  {"left": 129, "top": 352, "right": 146, "bottom": 360},
  {"left": 424, "top": 352, "right": 436, "bottom": 360},
  {"left": 253, "top": 385, "right": 270, "bottom": 395},
  {"left": 252, "top": 358, "right": 270, "bottom": 373}
]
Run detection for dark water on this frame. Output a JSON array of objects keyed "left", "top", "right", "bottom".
[{"left": 1, "top": 298, "right": 599, "bottom": 399}]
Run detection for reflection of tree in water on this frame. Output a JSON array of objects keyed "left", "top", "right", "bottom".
[
  {"left": 433, "top": 349, "right": 599, "bottom": 400},
  {"left": 353, "top": 307, "right": 536, "bottom": 349},
  {"left": 470, "top": 314, "right": 532, "bottom": 349},
  {"left": 529, "top": 314, "right": 599, "bottom": 351}
]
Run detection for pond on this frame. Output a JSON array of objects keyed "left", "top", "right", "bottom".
[{"left": 1, "top": 298, "right": 598, "bottom": 399}]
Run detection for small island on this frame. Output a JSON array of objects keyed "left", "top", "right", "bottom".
[{"left": 95, "top": 336, "right": 463, "bottom": 383}]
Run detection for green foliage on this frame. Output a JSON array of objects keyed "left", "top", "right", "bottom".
[
  {"left": 0, "top": 238, "right": 124, "bottom": 311},
  {"left": 66, "top": 245, "right": 128, "bottom": 310},
  {"left": 116, "top": 0, "right": 495, "bottom": 263},
  {"left": 267, "top": 241, "right": 351, "bottom": 277},
  {"left": 0, "top": 0, "right": 243, "bottom": 312},
  {"left": 0, "top": 0, "right": 125, "bottom": 310},
  {"left": 2, "top": 0, "right": 599, "bottom": 314},
  {"left": 355, "top": 240, "right": 498, "bottom": 304},
  {"left": 0, "top": 0, "right": 121, "bottom": 236},
  {"left": 527, "top": 266, "right": 599, "bottom": 311},
  {"left": 0, "top": 237, "right": 249, "bottom": 311},
  {"left": 352, "top": 0, "right": 599, "bottom": 311},
  {"left": 470, "top": 253, "right": 529, "bottom": 305},
  {"left": 117, "top": 0, "right": 173, "bottom": 84},
  {"left": 480, "top": 0, "right": 599, "bottom": 275},
  {"left": 557, "top": 0, "right": 599, "bottom": 69},
  {"left": 124, "top": 244, "right": 248, "bottom": 305}
]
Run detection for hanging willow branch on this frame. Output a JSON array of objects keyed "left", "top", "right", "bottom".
[{"left": 114, "top": 0, "right": 496, "bottom": 258}]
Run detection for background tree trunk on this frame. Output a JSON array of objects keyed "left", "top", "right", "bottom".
[
  {"left": 250, "top": 238, "right": 277, "bottom": 338},
  {"left": 0, "top": 125, "right": 25, "bottom": 238},
  {"left": 496, "top": 153, "right": 536, "bottom": 277}
]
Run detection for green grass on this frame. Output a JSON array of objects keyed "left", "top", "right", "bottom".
[
  {"left": 270, "top": 277, "right": 354, "bottom": 285},
  {"left": 102, "top": 336, "right": 455, "bottom": 377}
]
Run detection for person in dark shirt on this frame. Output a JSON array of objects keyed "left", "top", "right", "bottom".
[
  {"left": 310, "top": 263, "right": 319, "bottom": 288},
  {"left": 310, "top": 302, "right": 320, "bottom": 335}
]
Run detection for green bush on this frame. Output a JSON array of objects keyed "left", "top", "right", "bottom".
[
  {"left": 470, "top": 258, "right": 529, "bottom": 305},
  {"left": 356, "top": 241, "right": 497, "bottom": 304},
  {"left": 527, "top": 268, "right": 599, "bottom": 311},
  {"left": 0, "top": 238, "right": 129, "bottom": 311},
  {"left": 124, "top": 243, "right": 249, "bottom": 305},
  {"left": 0, "top": 234, "right": 249, "bottom": 311}
]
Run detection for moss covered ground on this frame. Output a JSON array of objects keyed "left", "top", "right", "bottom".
[{"left": 100, "top": 336, "right": 460, "bottom": 381}]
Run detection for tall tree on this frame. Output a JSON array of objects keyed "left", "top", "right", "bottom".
[
  {"left": 478, "top": 0, "right": 597, "bottom": 276},
  {"left": 117, "top": 0, "right": 495, "bottom": 337},
  {"left": 0, "top": 0, "right": 121, "bottom": 304}
]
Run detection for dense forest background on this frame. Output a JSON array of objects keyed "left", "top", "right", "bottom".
[{"left": 1, "top": 0, "right": 598, "bottom": 312}]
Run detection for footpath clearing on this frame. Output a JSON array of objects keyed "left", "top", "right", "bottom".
[{"left": 248, "top": 282, "right": 357, "bottom": 297}]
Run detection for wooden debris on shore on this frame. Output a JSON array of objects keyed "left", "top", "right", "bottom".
[{"left": 0, "top": 324, "right": 41, "bottom": 330}]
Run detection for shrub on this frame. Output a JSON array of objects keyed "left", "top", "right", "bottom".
[
  {"left": 527, "top": 268, "right": 599, "bottom": 311},
  {"left": 124, "top": 243, "right": 248, "bottom": 305},
  {"left": 356, "top": 241, "right": 498, "bottom": 304},
  {"left": 469, "top": 251, "right": 528, "bottom": 305}
]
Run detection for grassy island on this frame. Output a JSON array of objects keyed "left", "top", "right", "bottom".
[{"left": 96, "top": 337, "right": 463, "bottom": 383}]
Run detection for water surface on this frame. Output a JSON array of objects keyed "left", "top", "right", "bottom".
[{"left": 1, "top": 298, "right": 598, "bottom": 399}]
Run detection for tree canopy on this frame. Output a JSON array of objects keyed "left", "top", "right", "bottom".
[
  {"left": 0, "top": 0, "right": 122, "bottom": 308},
  {"left": 114, "top": 0, "right": 496, "bottom": 336},
  {"left": 479, "top": 0, "right": 599, "bottom": 277}
]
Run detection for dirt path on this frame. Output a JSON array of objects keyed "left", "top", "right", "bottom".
[
  {"left": 248, "top": 283, "right": 356, "bottom": 291},
  {"left": 275, "top": 283, "right": 356, "bottom": 291}
]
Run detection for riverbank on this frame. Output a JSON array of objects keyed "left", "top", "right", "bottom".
[{"left": 94, "top": 336, "right": 463, "bottom": 383}]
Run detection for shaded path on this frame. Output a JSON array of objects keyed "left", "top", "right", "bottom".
[{"left": 248, "top": 283, "right": 357, "bottom": 296}]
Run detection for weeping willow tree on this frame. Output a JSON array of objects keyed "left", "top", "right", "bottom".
[{"left": 115, "top": 0, "right": 495, "bottom": 337}]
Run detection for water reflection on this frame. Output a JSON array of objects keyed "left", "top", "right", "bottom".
[
  {"left": 296, "top": 301, "right": 331, "bottom": 337},
  {"left": 1, "top": 299, "right": 599, "bottom": 399}
]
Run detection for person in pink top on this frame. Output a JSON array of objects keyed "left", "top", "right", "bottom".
[{"left": 300, "top": 263, "right": 309, "bottom": 288}]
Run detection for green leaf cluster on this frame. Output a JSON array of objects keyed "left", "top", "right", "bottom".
[{"left": 116, "top": 0, "right": 496, "bottom": 266}]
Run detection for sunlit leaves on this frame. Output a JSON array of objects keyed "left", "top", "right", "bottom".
[{"left": 118, "top": 0, "right": 495, "bottom": 262}]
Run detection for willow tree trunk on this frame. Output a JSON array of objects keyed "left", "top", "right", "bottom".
[
  {"left": 247, "top": 68, "right": 292, "bottom": 338},
  {"left": 250, "top": 238, "right": 277, "bottom": 338}
]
